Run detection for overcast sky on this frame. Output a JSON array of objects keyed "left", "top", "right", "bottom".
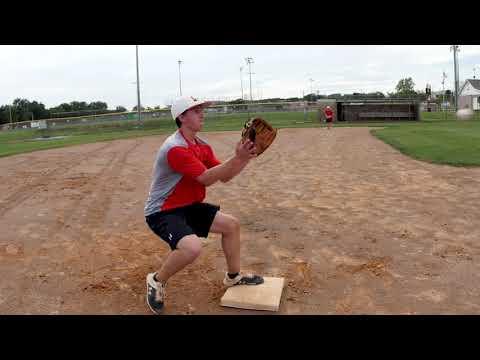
[{"left": 1, "top": 45, "right": 479, "bottom": 109}]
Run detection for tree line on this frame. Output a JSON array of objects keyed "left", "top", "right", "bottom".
[
  {"left": 0, "top": 99, "right": 130, "bottom": 125},
  {"left": 225, "top": 78, "right": 453, "bottom": 104},
  {"left": 1, "top": 78, "right": 453, "bottom": 124}
]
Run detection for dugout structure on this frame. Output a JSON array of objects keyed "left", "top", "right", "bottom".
[{"left": 334, "top": 100, "right": 420, "bottom": 122}]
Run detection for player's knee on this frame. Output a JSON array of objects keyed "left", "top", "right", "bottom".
[
  {"left": 227, "top": 215, "right": 240, "bottom": 234},
  {"left": 185, "top": 245, "right": 201, "bottom": 261},
  {"left": 190, "top": 243, "right": 202, "bottom": 259},
  {"left": 180, "top": 236, "right": 202, "bottom": 261}
]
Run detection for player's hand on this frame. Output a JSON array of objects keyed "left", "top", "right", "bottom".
[{"left": 235, "top": 139, "right": 257, "bottom": 161}]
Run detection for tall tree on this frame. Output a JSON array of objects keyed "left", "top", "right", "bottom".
[
  {"left": 395, "top": 77, "right": 417, "bottom": 97},
  {"left": 88, "top": 101, "right": 108, "bottom": 110}
]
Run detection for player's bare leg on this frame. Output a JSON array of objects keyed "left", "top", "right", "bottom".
[
  {"left": 155, "top": 235, "right": 202, "bottom": 283},
  {"left": 210, "top": 211, "right": 263, "bottom": 286},
  {"left": 146, "top": 235, "right": 202, "bottom": 314},
  {"left": 210, "top": 211, "right": 241, "bottom": 274}
]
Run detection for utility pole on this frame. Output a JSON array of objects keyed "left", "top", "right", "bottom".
[
  {"left": 245, "top": 57, "right": 254, "bottom": 102},
  {"left": 450, "top": 45, "right": 460, "bottom": 111},
  {"left": 240, "top": 66, "right": 244, "bottom": 100},
  {"left": 135, "top": 45, "right": 142, "bottom": 126},
  {"left": 245, "top": 57, "right": 254, "bottom": 120},
  {"left": 442, "top": 71, "right": 447, "bottom": 120},
  {"left": 178, "top": 60, "right": 183, "bottom": 96}
]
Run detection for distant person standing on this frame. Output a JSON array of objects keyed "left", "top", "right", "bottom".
[{"left": 324, "top": 105, "right": 334, "bottom": 130}]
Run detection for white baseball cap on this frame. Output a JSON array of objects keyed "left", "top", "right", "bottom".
[{"left": 171, "top": 96, "right": 212, "bottom": 120}]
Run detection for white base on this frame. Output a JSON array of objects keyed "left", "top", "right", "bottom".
[{"left": 220, "top": 277, "right": 285, "bottom": 312}]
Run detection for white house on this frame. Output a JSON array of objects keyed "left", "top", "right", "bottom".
[{"left": 458, "top": 79, "right": 480, "bottom": 110}]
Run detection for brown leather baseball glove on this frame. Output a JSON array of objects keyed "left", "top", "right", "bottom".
[{"left": 241, "top": 117, "right": 277, "bottom": 156}]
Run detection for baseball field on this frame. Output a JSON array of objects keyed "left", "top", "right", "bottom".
[{"left": 1, "top": 112, "right": 479, "bottom": 314}]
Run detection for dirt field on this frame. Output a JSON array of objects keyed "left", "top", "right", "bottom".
[{"left": 1, "top": 127, "right": 480, "bottom": 314}]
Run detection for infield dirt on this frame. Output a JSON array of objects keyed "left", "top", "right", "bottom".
[{"left": 1, "top": 127, "right": 479, "bottom": 314}]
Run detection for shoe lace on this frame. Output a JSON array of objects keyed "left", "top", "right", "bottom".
[
  {"left": 230, "top": 272, "right": 254, "bottom": 284},
  {"left": 149, "top": 279, "right": 165, "bottom": 302}
]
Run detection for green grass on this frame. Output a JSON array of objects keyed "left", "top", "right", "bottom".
[
  {"left": 0, "top": 111, "right": 329, "bottom": 158},
  {"left": 1, "top": 110, "right": 480, "bottom": 167},
  {"left": 371, "top": 116, "right": 480, "bottom": 167}
]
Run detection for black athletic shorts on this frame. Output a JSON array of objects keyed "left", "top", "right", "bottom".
[
  {"left": 145, "top": 202, "right": 220, "bottom": 250},
  {"left": 326, "top": 118, "right": 333, "bottom": 123}
]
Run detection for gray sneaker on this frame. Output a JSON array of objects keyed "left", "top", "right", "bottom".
[
  {"left": 146, "top": 272, "right": 165, "bottom": 314},
  {"left": 223, "top": 272, "right": 264, "bottom": 287}
]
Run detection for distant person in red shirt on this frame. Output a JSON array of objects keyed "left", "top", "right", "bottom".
[
  {"left": 144, "top": 96, "right": 264, "bottom": 314},
  {"left": 324, "top": 105, "right": 334, "bottom": 130}
]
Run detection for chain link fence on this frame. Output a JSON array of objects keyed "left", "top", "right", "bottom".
[
  {"left": 1, "top": 102, "right": 322, "bottom": 131},
  {"left": 3, "top": 99, "right": 469, "bottom": 132}
]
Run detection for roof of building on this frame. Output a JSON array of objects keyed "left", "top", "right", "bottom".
[
  {"left": 468, "top": 79, "right": 480, "bottom": 90},
  {"left": 460, "top": 79, "right": 480, "bottom": 94}
]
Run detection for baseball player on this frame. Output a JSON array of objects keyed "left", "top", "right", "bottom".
[
  {"left": 144, "top": 96, "right": 264, "bottom": 314},
  {"left": 324, "top": 105, "right": 334, "bottom": 130}
]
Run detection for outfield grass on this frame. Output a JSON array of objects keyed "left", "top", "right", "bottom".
[
  {"left": 0, "top": 111, "right": 330, "bottom": 158},
  {"left": 1, "top": 111, "right": 479, "bottom": 167},
  {"left": 372, "top": 117, "right": 480, "bottom": 167}
]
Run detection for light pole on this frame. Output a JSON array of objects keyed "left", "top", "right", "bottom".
[
  {"left": 450, "top": 45, "right": 460, "bottom": 111},
  {"left": 135, "top": 45, "right": 142, "bottom": 126},
  {"left": 442, "top": 71, "right": 447, "bottom": 119},
  {"left": 309, "top": 78, "right": 314, "bottom": 96},
  {"left": 245, "top": 57, "right": 254, "bottom": 102},
  {"left": 240, "top": 66, "right": 244, "bottom": 100},
  {"left": 178, "top": 60, "right": 183, "bottom": 96}
]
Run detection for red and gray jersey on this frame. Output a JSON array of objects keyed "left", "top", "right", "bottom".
[
  {"left": 324, "top": 108, "right": 334, "bottom": 119},
  {"left": 144, "top": 129, "right": 221, "bottom": 216}
]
